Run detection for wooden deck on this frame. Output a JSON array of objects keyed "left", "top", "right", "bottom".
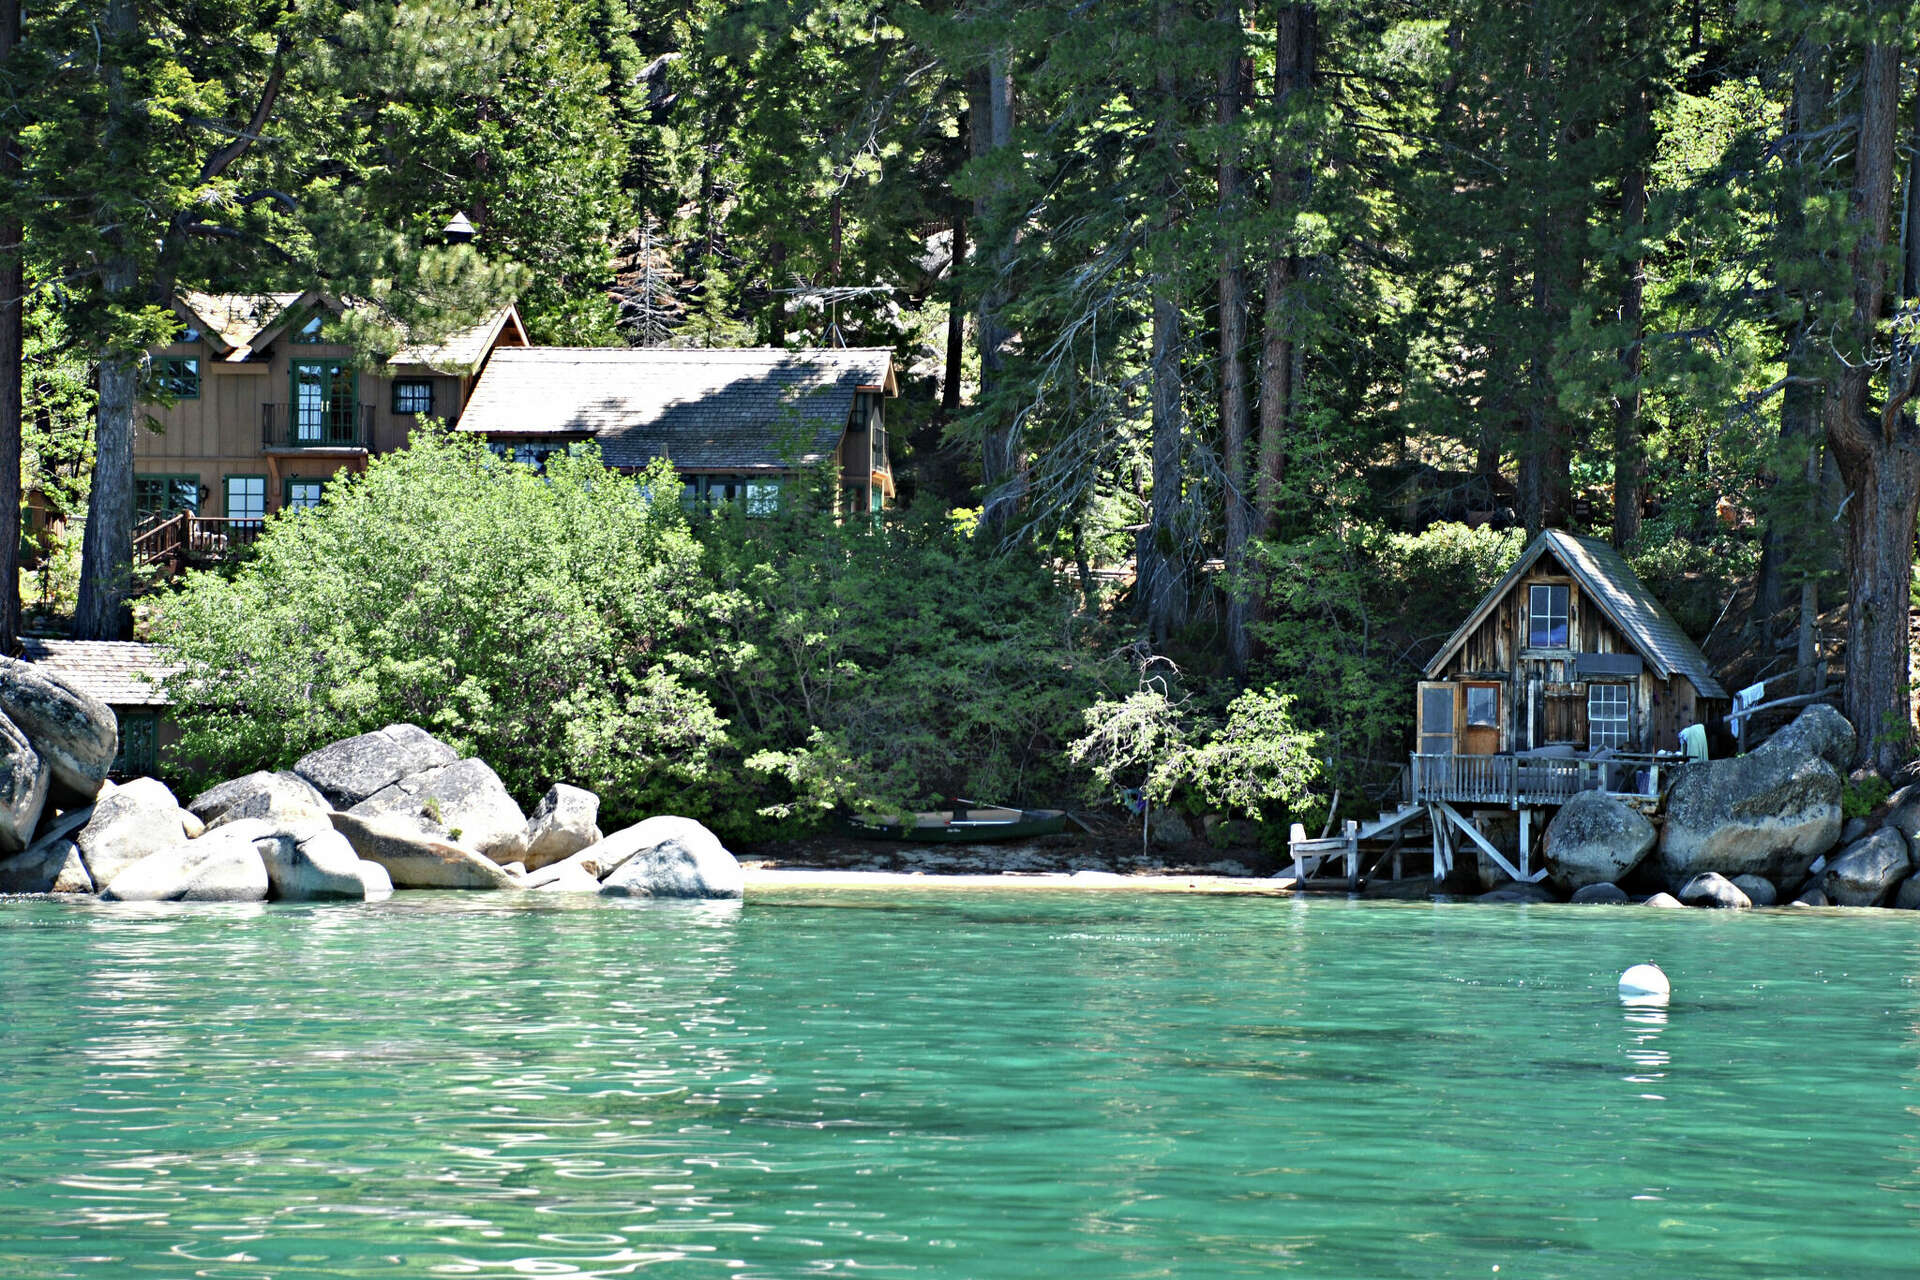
[
  {"left": 1409, "top": 751, "right": 1670, "bottom": 809},
  {"left": 1286, "top": 751, "right": 1680, "bottom": 890}
]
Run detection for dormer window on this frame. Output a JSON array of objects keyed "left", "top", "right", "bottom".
[
  {"left": 178, "top": 322, "right": 201, "bottom": 344},
  {"left": 293, "top": 315, "right": 326, "bottom": 344}
]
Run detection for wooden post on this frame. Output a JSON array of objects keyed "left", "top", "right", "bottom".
[
  {"left": 1344, "top": 819, "right": 1359, "bottom": 891},
  {"left": 1518, "top": 808, "right": 1531, "bottom": 878}
]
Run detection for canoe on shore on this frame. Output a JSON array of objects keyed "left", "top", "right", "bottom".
[{"left": 845, "top": 807, "right": 1070, "bottom": 843}]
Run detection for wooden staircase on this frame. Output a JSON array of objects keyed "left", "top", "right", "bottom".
[{"left": 1288, "top": 802, "right": 1427, "bottom": 889}]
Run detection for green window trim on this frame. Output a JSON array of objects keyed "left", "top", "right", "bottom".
[
  {"left": 290, "top": 359, "right": 359, "bottom": 443},
  {"left": 152, "top": 356, "right": 200, "bottom": 399},
  {"left": 135, "top": 474, "right": 200, "bottom": 516},
  {"left": 112, "top": 711, "right": 159, "bottom": 778},
  {"left": 224, "top": 474, "right": 267, "bottom": 524},
  {"left": 284, "top": 477, "right": 328, "bottom": 511}
]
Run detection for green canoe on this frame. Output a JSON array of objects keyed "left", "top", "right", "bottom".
[{"left": 845, "top": 806, "right": 1070, "bottom": 843}]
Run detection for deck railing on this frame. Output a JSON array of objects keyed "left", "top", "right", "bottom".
[
  {"left": 262, "top": 402, "right": 374, "bottom": 449},
  {"left": 1410, "top": 752, "right": 1669, "bottom": 807},
  {"left": 134, "top": 513, "right": 264, "bottom": 568}
]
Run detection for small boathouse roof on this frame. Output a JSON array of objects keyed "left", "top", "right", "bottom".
[{"left": 1422, "top": 529, "right": 1727, "bottom": 700}]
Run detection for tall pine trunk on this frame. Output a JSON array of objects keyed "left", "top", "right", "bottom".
[
  {"left": 942, "top": 213, "right": 966, "bottom": 417},
  {"left": 1256, "top": 3, "right": 1314, "bottom": 538},
  {"left": 0, "top": 0, "right": 22, "bottom": 654},
  {"left": 1139, "top": 0, "right": 1188, "bottom": 644},
  {"left": 1610, "top": 11, "right": 1651, "bottom": 550},
  {"left": 1823, "top": 42, "right": 1912, "bottom": 774},
  {"left": 1218, "top": 1, "right": 1252, "bottom": 673},
  {"left": 74, "top": 0, "right": 141, "bottom": 640},
  {"left": 975, "top": 49, "right": 1018, "bottom": 540}
]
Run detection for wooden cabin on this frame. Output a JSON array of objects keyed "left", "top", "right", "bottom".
[
  {"left": 1291, "top": 529, "right": 1728, "bottom": 889},
  {"left": 1417, "top": 529, "right": 1727, "bottom": 776}
]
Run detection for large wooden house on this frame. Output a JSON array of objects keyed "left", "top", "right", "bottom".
[
  {"left": 136, "top": 290, "right": 527, "bottom": 526},
  {"left": 1291, "top": 529, "right": 1728, "bottom": 887}
]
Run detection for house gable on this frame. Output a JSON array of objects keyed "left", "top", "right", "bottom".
[{"left": 1423, "top": 529, "right": 1726, "bottom": 700}]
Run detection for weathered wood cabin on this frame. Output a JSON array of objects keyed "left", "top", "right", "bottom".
[
  {"left": 1417, "top": 528, "right": 1728, "bottom": 777},
  {"left": 1291, "top": 529, "right": 1728, "bottom": 887}
]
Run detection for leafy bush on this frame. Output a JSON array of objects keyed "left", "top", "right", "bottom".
[
  {"left": 1246, "top": 519, "right": 1518, "bottom": 807},
  {"left": 1842, "top": 775, "right": 1891, "bottom": 820},
  {"left": 153, "top": 430, "right": 725, "bottom": 827},
  {"left": 1068, "top": 680, "right": 1321, "bottom": 827}
]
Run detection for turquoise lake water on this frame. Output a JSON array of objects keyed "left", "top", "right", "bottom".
[{"left": 0, "top": 890, "right": 1916, "bottom": 1279}]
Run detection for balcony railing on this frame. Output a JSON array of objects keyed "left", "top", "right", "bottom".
[
  {"left": 1410, "top": 752, "right": 1671, "bottom": 807},
  {"left": 262, "top": 403, "right": 374, "bottom": 449}
]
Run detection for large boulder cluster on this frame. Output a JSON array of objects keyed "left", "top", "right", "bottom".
[
  {"left": 1527, "top": 703, "right": 1920, "bottom": 911},
  {"left": 0, "top": 663, "right": 741, "bottom": 905}
]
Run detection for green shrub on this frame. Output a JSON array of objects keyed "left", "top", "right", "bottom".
[
  {"left": 153, "top": 430, "right": 725, "bottom": 829},
  {"left": 687, "top": 490, "right": 1109, "bottom": 834},
  {"left": 1068, "top": 683, "right": 1321, "bottom": 826},
  {"left": 1842, "top": 775, "right": 1891, "bottom": 820}
]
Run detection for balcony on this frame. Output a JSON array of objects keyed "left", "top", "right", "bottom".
[{"left": 262, "top": 402, "right": 374, "bottom": 449}]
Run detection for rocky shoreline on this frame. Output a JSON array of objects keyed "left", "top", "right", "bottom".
[
  {"left": 2, "top": 658, "right": 1918, "bottom": 913},
  {"left": 0, "top": 661, "right": 744, "bottom": 903}
]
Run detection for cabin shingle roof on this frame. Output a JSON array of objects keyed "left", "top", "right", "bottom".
[
  {"left": 19, "top": 639, "right": 175, "bottom": 707},
  {"left": 1423, "top": 529, "right": 1728, "bottom": 700},
  {"left": 175, "top": 291, "right": 521, "bottom": 373},
  {"left": 453, "top": 346, "right": 894, "bottom": 470}
]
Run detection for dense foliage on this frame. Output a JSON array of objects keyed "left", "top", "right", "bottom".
[
  {"left": 20, "top": 0, "right": 1920, "bottom": 812},
  {"left": 154, "top": 435, "right": 1113, "bottom": 837}
]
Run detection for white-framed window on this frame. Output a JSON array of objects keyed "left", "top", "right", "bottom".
[
  {"left": 1588, "top": 683, "right": 1631, "bottom": 750},
  {"left": 745, "top": 480, "right": 781, "bottom": 516},
  {"left": 1528, "top": 583, "right": 1570, "bottom": 648},
  {"left": 225, "top": 475, "right": 266, "bottom": 526}
]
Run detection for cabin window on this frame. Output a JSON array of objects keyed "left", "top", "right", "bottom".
[
  {"left": 1528, "top": 584, "right": 1570, "bottom": 648},
  {"left": 224, "top": 475, "right": 266, "bottom": 527},
  {"left": 392, "top": 379, "right": 434, "bottom": 415},
  {"left": 486, "top": 439, "right": 568, "bottom": 471},
  {"left": 1465, "top": 685, "right": 1499, "bottom": 727},
  {"left": 152, "top": 356, "right": 199, "bottom": 398},
  {"left": 1588, "top": 683, "right": 1631, "bottom": 750},
  {"left": 285, "top": 478, "right": 326, "bottom": 511},
  {"left": 293, "top": 314, "right": 326, "bottom": 343},
  {"left": 135, "top": 474, "right": 199, "bottom": 516},
  {"left": 745, "top": 480, "right": 781, "bottom": 516}
]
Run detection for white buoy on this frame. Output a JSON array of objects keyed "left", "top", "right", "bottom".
[{"left": 1618, "top": 963, "right": 1670, "bottom": 1006}]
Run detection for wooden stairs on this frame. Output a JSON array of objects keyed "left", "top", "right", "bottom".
[{"left": 1288, "top": 802, "right": 1427, "bottom": 889}]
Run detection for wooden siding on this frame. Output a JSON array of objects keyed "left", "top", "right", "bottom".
[
  {"left": 134, "top": 338, "right": 470, "bottom": 516},
  {"left": 1425, "top": 547, "right": 1708, "bottom": 754}
]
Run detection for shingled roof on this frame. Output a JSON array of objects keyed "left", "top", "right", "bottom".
[
  {"left": 1423, "top": 529, "right": 1728, "bottom": 700},
  {"left": 19, "top": 639, "right": 176, "bottom": 707},
  {"left": 453, "top": 346, "right": 896, "bottom": 470},
  {"left": 174, "top": 291, "right": 523, "bottom": 373}
]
